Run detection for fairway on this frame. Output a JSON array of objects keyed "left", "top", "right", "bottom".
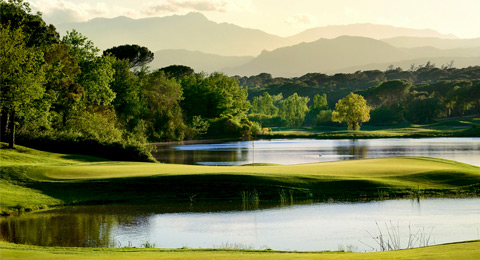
[
  {"left": 1, "top": 145, "right": 480, "bottom": 259},
  {"left": 1, "top": 144, "right": 479, "bottom": 214}
]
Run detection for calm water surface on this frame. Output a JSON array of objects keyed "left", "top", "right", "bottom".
[
  {"left": 2, "top": 198, "right": 479, "bottom": 251},
  {"left": 152, "top": 137, "right": 480, "bottom": 166}
]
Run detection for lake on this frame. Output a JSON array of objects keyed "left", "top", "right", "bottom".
[
  {"left": 152, "top": 137, "right": 480, "bottom": 166},
  {"left": 2, "top": 137, "right": 479, "bottom": 251},
  {"left": 1, "top": 198, "right": 479, "bottom": 251}
]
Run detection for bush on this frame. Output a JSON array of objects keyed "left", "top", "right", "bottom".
[
  {"left": 16, "top": 134, "right": 155, "bottom": 162},
  {"left": 207, "top": 114, "right": 261, "bottom": 139}
]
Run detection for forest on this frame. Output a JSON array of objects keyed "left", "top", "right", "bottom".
[
  {"left": 243, "top": 67, "right": 480, "bottom": 127},
  {"left": 1, "top": 0, "right": 479, "bottom": 161}
]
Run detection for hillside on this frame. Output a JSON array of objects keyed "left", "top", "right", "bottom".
[
  {"left": 288, "top": 23, "right": 457, "bottom": 43},
  {"left": 382, "top": 36, "right": 480, "bottom": 49},
  {"left": 222, "top": 36, "right": 480, "bottom": 77},
  {"left": 56, "top": 12, "right": 292, "bottom": 56},
  {"left": 149, "top": 49, "right": 253, "bottom": 72}
]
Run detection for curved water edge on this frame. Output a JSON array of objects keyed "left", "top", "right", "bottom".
[
  {"left": 152, "top": 137, "right": 480, "bottom": 166},
  {"left": 1, "top": 198, "right": 479, "bottom": 252}
]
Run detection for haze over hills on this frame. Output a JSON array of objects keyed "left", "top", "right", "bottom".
[
  {"left": 287, "top": 23, "right": 457, "bottom": 43},
  {"left": 222, "top": 36, "right": 480, "bottom": 77},
  {"left": 150, "top": 49, "right": 253, "bottom": 72},
  {"left": 381, "top": 36, "right": 480, "bottom": 49},
  {"left": 56, "top": 12, "right": 480, "bottom": 76},
  {"left": 56, "top": 12, "right": 292, "bottom": 56},
  {"left": 57, "top": 12, "right": 464, "bottom": 56}
]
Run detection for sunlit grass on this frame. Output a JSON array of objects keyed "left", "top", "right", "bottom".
[{"left": 1, "top": 240, "right": 480, "bottom": 260}]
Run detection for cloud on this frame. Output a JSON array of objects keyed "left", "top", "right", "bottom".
[
  {"left": 28, "top": 0, "right": 256, "bottom": 26},
  {"left": 144, "top": 0, "right": 228, "bottom": 16},
  {"left": 286, "top": 13, "right": 317, "bottom": 27},
  {"left": 29, "top": 0, "right": 127, "bottom": 24}
]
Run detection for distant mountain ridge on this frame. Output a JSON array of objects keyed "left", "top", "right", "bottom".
[
  {"left": 57, "top": 13, "right": 463, "bottom": 56},
  {"left": 56, "top": 13, "right": 480, "bottom": 76},
  {"left": 381, "top": 36, "right": 480, "bottom": 49},
  {"left": 222, "top": 36, "right": 480, "bottom": 77},
  {"left": 288, "top": 23, "right": 457, "bottom": 43},
  {"left": 57, "top": 12, "right": 292, "bottom": 56},
  {"left": 150, "top": 49, "right": 253, "bottom": 72}
]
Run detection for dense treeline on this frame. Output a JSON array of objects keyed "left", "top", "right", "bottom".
[
  {"left": 241, "top": 66, "right": 480, "bottom": 127},
  {"left": 1, "top": 0, "right": 478, "bottom": 160},
  {"left": 0, "top": 0, "right": 257, "bottom": 160}
]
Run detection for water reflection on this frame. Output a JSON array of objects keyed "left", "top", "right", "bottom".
[
  {"left": 1, "top": 198, "right": 479, "bottom": 251},
  {"left": 152, "top": 138, "right": 480, "bottom": 166},
  {"left": 334, "top": 139, "right": 370, "bottom": 160}
]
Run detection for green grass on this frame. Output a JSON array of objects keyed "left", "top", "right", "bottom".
[
  {"left": 267, "top": 117, "right": 480, "bottom": 138},
  {"left": 1, "top": 144, "right": 479, "bottom": 214},
  {"left": 1, "top": 240, "right": 480, "bottom": 260}
]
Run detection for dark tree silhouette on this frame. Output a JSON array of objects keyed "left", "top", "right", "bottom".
[
  {"left": 158, "top": 65, "right": 195, "bottom": 80},
  {"left": 103, "top": 44, "right": 154, "bottom": 68}
]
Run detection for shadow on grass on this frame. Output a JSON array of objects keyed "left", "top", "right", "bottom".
[
  {"left": 23, "top": 174, "right": 404, "bottom": 206},
  {"left": 60, "top": 154, "right": 110, "bottom": 163}
]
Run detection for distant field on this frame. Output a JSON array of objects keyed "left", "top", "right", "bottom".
[
  {"left": 265, "top": 118, "right": 480, "bottom": 138},
  {"left": 1, "top": 144, "right": 479, "bottom": 214},
  {"left": 1, "top": 240, "right": 480, "bottom": 260}
]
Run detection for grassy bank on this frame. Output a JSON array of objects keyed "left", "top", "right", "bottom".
[
  {"left": 1, "top": 240, "right": 480, "bottom": 260},
  {"left": 1, "top": 144, "right": 479, "bottom": 214},
  {"left": 263, "top": 118, "right": 480, "bottom": 139}
]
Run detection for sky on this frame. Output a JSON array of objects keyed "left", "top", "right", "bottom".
[{"left": 28, "top": 0, "right": 480, "bottom": 39}]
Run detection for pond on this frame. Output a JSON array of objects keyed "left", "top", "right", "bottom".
[
  {"left": 1, "top": 198, "right": 479, "bottom": 251},
  {"left": 152, "top": 137, "right": 480, "bottom": 166}
]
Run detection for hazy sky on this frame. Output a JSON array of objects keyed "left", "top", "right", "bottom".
[{"left": 28, "top": 0, "right": 480, "bottom": 38}]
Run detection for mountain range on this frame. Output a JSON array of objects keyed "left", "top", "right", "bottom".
[
  {"left": 56, "top": 12, "right": 480, "bottom": 76},
  {"left": 223, "top": 36, "right": 480, "bottom": 77}
]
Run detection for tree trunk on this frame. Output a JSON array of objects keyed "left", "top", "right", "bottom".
[
  {"left": 9, "top": 110, "right": 15, "bottom": 149},
  {"left": 0, "top": 112, "right": 9, "bottom": 142}
]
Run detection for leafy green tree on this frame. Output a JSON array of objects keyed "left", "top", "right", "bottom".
[
  {"left": 312, "top": 93, "right": 329, "bottom": 110},
  {"left": 372, "top": 80, "right": 411, "bottom": 108},
  {"left": 279, "top": 93, "right": 310, "bottom": 126},
  {"left": 109, "top": 58, "right": 142, "bottom": 129},
  {"left": 332, "top": 93, "right": 370, "bottom": 130},
  {"left": 251, "top": 92, "right": 278, "bottom": 115},
  {"left": 306, "top": 93, "right": 330, "bottom": 125},
  {"left": 43, "top": 43, "right": 83, "bottom": 127},
  {"left": 0, "top": 0, "right": 59, "bottom": 47},
  {"left": 141, "top": 71, "right": 186, "bottom": 141},
  {"left": 0, "top": 25, "right": 46, "bottom": 148},
  {"left": 103, "top": 44, "right": 154, "bottom": 68},
  {"left": 62, "top": 30, "right": 115, "bottom": 108},
  {"left": 407, "top": 97, "right": 442, "bottom": 123},
  {"left": 181, "top": 72, "right": 250, "bottom": 120}
]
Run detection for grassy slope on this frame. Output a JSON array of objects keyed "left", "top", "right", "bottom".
[
  {"left": 1, "top": 240, "right": 480, "bottom": 260},
  {"left": 266, "top": 118, "right": 480, "bottom": 138},
  {"left": 1, "top": 144, "right": 479, "bottom": 214}
]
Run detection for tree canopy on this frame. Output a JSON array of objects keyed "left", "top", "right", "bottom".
[
  {"left": 332, "top": 93, "right": 370, "bottom": 130},
  {"left": 0, "top": 25, "right": 46, "bottom": 147}
]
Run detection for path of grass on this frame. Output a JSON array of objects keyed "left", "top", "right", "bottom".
[
  {"left": 1, "top": 240, "right": 480, "bottom": 260},
  {"left": 1, "top": 144, "right": 479, "bottom": 214}
]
